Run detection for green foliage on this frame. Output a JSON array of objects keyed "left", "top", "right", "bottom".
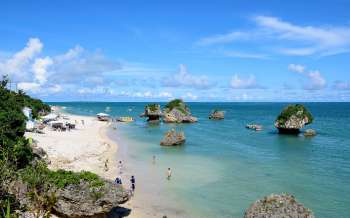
[
  {"left": 276, "top": 104, "right": 314, "bottom": 125},
  {"left": 146, "top": 104, "right": 159, "bottom": 112},
  {"left": 164, "top": 99, "right": 189, "bottom": 115},
  {"left": 19, "top": 162, "right": 104, "bottom": 190}
]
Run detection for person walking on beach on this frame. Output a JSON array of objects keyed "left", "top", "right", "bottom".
[
  {"left": 115, "top": 177, "right": 122, "bottom": 185},
  {"left": 167, "top": 168, "right": 172, "bottom": 180},
  {"left": 130, "top": 175, "right": 136, "bottom": 195},
  {"left": 81, "top": 119, "right": 85, "bottom": 126},
  {"left": 118, "top": 160, "right": 123, "bottom": 174},
  {"left": 152, "top": 155, "right": 156, "bottom": 164}
]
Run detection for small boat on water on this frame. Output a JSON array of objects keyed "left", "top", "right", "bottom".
[
  {"left": 97, "top": 113, "right": 110, "bottom": 121},
  {"left": 117, "top": 116, "right": 134, "bottom": 122},
  {"left": 246, "top": 124, "right": 263, "bottom": 131}
]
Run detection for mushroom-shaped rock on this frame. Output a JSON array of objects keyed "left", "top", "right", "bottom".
[
  {"left": 244, "top": 193, "right": 314, "bottom": 218},
  {"left": 141, "top": 104, "right": 162, "bottom": 123},
  {"left": 162, "top": 99, "right": 197, "bottom": 123},
  {"left": 209, "top": 110, "right": 224, "bottom": 120},
  {"left": 275, "top": 104, "right": 313, "bottom": 134},
  {"left": 160, "top": 129, "right": 186, "bottom": 146},
  {"left": 304, "top": 129, "right": 317, "bottom": 137}
]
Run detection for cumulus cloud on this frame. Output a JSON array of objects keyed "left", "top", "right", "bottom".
[
  {"left": 162, "top": 64, "right": 212, "bottom": 89},
  {"left": 0, "top": 38, "right": 122, "bottom": 95},
  {"left": 333, "top": 81, "right": 350, "bottom": 90},
  {"left": 288, "top": 64, "right": 327, "bottom": 90},
  {"left": 0, "top": 38, "right": 43, "bottom": 81},
  {"left": 196, "top": 15, "right": 350, "bottom": 56},
  {"left": 32, "top": 57, "right": 53, "bottom": 84},
  {"left": 230, "top": 74, "right": 263, "bottom": 89},
  {"left": 288, "top": 64, "right": 305, "bottom": 73}
]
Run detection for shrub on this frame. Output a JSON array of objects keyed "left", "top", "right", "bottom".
[{"left": 276, "top": 104, "right": 313, "bottom": 125}]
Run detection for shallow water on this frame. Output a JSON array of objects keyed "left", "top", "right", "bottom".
[{"left": 56, "top": 102, "right": 350, "bottom": 218}]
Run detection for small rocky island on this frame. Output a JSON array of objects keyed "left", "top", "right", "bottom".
[
  {"left": 244, "top": 194, "right": 314, "bottom": 218},
  {"left": 163, "top": 99, "right": 198, "bottom": 123},
  {"left": 140, "top": 104, "right": 162, "bottom": 123},
  {"left": 275, "top": 104, "right": 313, "bottom": 134},
  {"left": 209, "top": 109, "right": 224, "bottom": 120},
  {"left": 160, "top": 129, "right": 186, "bottom": 146}
]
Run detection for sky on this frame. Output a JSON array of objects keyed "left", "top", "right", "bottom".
[{"left": 0, "top": 0, "right": 350, "bottom": 102}]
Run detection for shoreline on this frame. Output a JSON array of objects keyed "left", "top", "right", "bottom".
[{"left": 25, "top": 109, "right": 140, "bottom": 217}]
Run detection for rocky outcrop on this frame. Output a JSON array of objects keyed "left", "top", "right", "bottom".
[
  {"left": 209, "top": 110, "right": 224, "bottom": 120},
  {"left": 5, "top": 177, "right": 129, "bottom": 218},
  {"left": 304, "top": 129, "right": 316, "bottom": 137},
  {"left": 53, "top": 181, "right": 129, "bottom": 217},
  {"left": 162, "top": 99, "right": 197, "bottom": 123},
  {"left": 246, "top": 124, "right": 263, "bottom": 131},
  {"left": 244, "top": 194, "right": 314, "bottom": 218},
  {"left": 140, "top": 104, "right": 162, "bottom": 123},
  {"left": 275, "top": 104, "right": 313, "bottom": 134},
  {"left": 160, "top": 129, "right": 186, "bottom": 146}
]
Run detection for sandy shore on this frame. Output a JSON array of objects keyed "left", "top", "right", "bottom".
[{"left": 25, "top": 110, "right": 141, "bottom": 217}]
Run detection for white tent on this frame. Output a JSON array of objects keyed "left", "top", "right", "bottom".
[{"left": 43, "top": 113, "right": 58, "bottom": 121}]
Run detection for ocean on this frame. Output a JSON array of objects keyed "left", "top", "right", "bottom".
[{"left": 54, "top": 102, "right": 350, "bottom": 218}]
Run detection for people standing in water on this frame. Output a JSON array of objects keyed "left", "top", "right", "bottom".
[
  {"left": 152, "top": 155, "right": 156, "bottom": 164},
  {"left": 167, "top": 168, "right": 172, "bottom": 180},
  {"left": 130, "top": 175, "right": 136, "bottom": 195}
]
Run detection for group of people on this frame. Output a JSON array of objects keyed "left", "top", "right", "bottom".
[{"left": 114, "top": 157, "right": 173, "bottom": 197}]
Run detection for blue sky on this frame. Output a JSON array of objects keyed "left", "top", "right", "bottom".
[{"left": 1, "top": 0, "right": 350, "bottom": 102}]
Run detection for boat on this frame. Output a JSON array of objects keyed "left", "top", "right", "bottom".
[
  {"left": 116, "top": 116, "right": 134, "bottom": 122},
  {"left": 97, "top": 113, "right": 110, "bottom": 121},
  {"left": 246, "top": 124, "right": 263, "bottom": 131}
]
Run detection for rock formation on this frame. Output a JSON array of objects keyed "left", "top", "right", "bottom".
[
  {"left": 275, "top": 104, "right": 313, "bottom": 134},
  {"left": 160, "top": 129, "right": 186, "bottom": 146},
  {"left": 5, "top": 177, "right": 129, "bottom": 218},
  {"left": 140, "top": 104, "right": 162, "bottom": 123},
  {"left": 162, "top": 99, "right": 197, "bottom": 123},
  {"left": 304, "top": 129, "right": 317, "bottom": 137},
  {"left": 209, "top": 110, "right": 224, "bottom": 120},
  {"left": 53, "top": 181, "right": 129, "bottom": 217},
  {"left": 244, "top": 193, "right": 314, "bottom": 218},
  {"left": 246, "top": 124, "right": 263, "bottom": 131}
]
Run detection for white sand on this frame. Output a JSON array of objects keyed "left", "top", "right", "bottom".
[{"left": 25, "top": 111, "right": 143, "bottom": 217}]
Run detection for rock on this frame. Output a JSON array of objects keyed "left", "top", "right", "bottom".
[
  {"left": 209, "top": 110, "right": 224, "bottom": 120},
  {"left": 53, "top": 180, "right": 129, "bottom": 217},
  {"left": 162, "top": 99, "right": 197, "bottom": 123},
  {"left": 304, "top": 129, "right": 316, "bottom": 137},
  {"left": 275, "top": 104, "right": 313, "bottom": 134},
  {"left": 6, "top": 178, "right": 129, "bottom": 218},
  {"left": 160, "top": 129, "right": 186, "bottom": 146},
  {"left": 140, "top": 104, "right": 162, "bottom": 123},
  {"left": 244, "top": 193, "right": 314, "bottom": 218}
]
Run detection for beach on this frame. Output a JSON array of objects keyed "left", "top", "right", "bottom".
[{"left": 25, "top": 111, "right": 144, "bottom": 218}]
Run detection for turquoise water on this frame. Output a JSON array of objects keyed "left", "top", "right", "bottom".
[{"left": 55, "top": 102, "right": 350, "bottom": 218}]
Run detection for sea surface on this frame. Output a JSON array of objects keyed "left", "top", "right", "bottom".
[{"left": 54, "top": 102, "right": 350, "bottom": 218}]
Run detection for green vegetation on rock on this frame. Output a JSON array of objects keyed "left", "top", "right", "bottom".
[
  {"left": 146, "top": 104, "right": 159, "bottom": 112},
  {"left": 276, "top": 104, "right": 313, "bottom": 126},
  {"left": 164, "top": 99, "right": 189, "bottom": 115}
]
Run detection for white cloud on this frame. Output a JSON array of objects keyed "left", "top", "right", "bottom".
[
  {"left": 196, "top": 31, "right": 248, "bottom": 46},
  {"left": 288, "top": 64, "right": 327, "bottom": 90},
  {"left": 48, "top": 84, "right": 62, "bottom": 93},
  {"left": 333, "top": 81, "right": 350, "bottom": 90},
  {"left": 0, "top": 38, "right": 43, "bottom": 81},
  {"left": 32, "top": 56, "right": 53, "bottom": 84},
  {"left": 223, "top": 51, "right": 269, "bottom": 60},
  {"left": 17, "top": 82, "right": 41, "bottom": 93},
  {"left": 182, "top": 92, "right": 198, "bottom": 101},
  {"left": 162, "top": 64, "right": 212, "bottom": 89},
  {"left": 196, "top": 15, "right": 350, "bottom": 56},
  {"left": 230, "top": 74, "right": 262, "bottom": 89},
  {"left": 288, "top": 64, "right": 305, "bottom": 73}
]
